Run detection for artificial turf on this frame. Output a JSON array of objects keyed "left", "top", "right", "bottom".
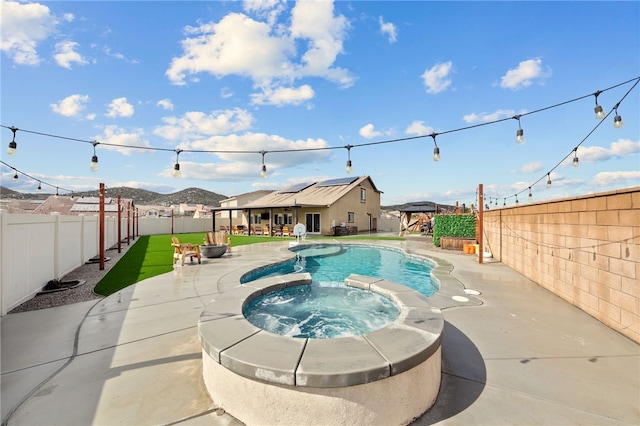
[{"left": 93, "top": 233, "right": 291, "bottom": 296}]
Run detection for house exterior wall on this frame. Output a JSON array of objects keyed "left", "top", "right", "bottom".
[
  {"left": 328, "top": 180, "right": 381, "bottom": 235},
  {"left": 483, "top": 187, "right": 639, "bottom": 343}
]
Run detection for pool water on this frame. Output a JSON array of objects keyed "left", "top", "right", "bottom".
[
  {"left": 243, "top": 284, "right": 401, "bottom": 339},
  {"left": 242, "top": 244, "right": 438, "bottom": 297},
  {"left": 241, "top": 244, "right": 437, "bottom": 339}
]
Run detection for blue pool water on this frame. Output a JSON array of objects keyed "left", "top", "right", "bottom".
[
  {"left": 241, "top": 244, "right": 437, "bottom": 339},
  {"left": 241, "top": 244, "right": 437, "bottom": 297},
  {"left": 243, "top": 284, "right": 401, "bottom": 339}
]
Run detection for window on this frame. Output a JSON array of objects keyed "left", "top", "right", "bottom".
[
  {"left": 285, "top": 213, "right": 293, "bottom": 225},
  {"left": 348, "top": 212, "right": 355, "bottom": 223},
  {"left": 251, "top": 214, "right": 261, "bottom": 224},
  {"left": 274, "top": 213, "right": 283, "bottom": 225},
  {"left": 360, "top": 188, "right": 366, "bottom": 203}
]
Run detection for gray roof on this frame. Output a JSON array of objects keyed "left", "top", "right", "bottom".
[{"left": 239, "top": 176, "right": 380, "bottom": 209}]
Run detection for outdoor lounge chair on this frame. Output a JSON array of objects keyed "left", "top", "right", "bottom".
[
  {"left": 282, "top": 225, "right": 290, "bottom": 237},
  {"left": 172, "top": 236, "right": 201, "bottom": 266}
]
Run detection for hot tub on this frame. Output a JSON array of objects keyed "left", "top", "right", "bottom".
[{"left": 198, "top": 273, "right": 443, "bottom": 425}]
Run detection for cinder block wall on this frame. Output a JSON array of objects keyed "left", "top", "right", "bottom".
[{"left": 483, "top": 187, "right": 639, "bottom": 343}]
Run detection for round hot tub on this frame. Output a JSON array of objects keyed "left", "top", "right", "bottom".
[{"left": 198, "top": 273, "right": 443, "bottom": 425}]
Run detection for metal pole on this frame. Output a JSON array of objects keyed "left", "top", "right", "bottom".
[
  {"left": 99, "top": 183, "right": 105, "bottom": 270},
  {"left": 117, "top": 195, "right": 122, "bottom": 253},
  {"left": 478, "top": 183, "right": 484, "bottom": 265}
]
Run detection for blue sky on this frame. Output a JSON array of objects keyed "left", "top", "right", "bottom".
[{"left": 1, "top": 0, "right": 639, "bottom": 207}]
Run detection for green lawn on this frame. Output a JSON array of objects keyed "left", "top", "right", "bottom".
[{"left": 93, "top": 232, "right": 405, "bottom": 296}]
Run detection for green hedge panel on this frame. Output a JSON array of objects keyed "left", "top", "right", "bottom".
[{"left": 433, "top": 215, "right": 476, "bottom": 246}]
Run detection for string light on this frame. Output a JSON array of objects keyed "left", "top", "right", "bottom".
[
  {"left": 613, "top": 103, "right": 623, "bottom": 128},
  {"left": 90, "top": 141, "right": 99, "bottom": 171},
  {"left": 514, "top": 115, "right": 525, "bottom": 144},
  {"left": 573, "top": 148, "right": 579, "bottom": 167},
  {"left": 12, "top": 168, "right": 18, "bottom": 182},
  {"left": 593, "top": 90, "right": 605, "bottom": 120},
  {"left": 431, "top": 133, "right": 440, "bottom": 161},
  {"left": 172, "top": 149, "right": 182, "bottom": 177},
  {"left": 528, "top": 187, "right": 532, "bottom": 201},
  {"left": 55, "top": 187, "right": 59, "bottom": 198},
  {"left": 1, "top": 76, "right": 638, "bottom": 204},
  {"left": 345, "top": 145, "right": 353, "bottom": 174},
  {"left": 515, "top": 194, "right": 519, "bottom": 204},
  {"left": 37, "top": 181, "right": 42, "bottom": 192},
  {"left": 260, "top": 150, "right": 268, "bottom": 179},
  {"left": 7, "top": 126, "right": 18, "bottom": 155},
  {"left": 546, "top": 173, "right": 552, "bottom": 188}
]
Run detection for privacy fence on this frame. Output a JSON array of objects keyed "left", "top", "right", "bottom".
[{"left": 482, "top": 187, "right": 639, "bottom": 343}]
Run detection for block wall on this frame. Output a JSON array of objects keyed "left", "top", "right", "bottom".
[{"left": 483, "top": 187, "right": 639, "bottom": 343}]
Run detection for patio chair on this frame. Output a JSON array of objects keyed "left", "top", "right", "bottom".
[
  {"left": 172, "top": 236, "right": 201, "bottom": 266},
  {"left": 252, "top": 226, "right": 263, "bottom": 236},
  {"left": 282, "top": 225, "right": 290, "bottom": 237},
  {"left": 263, "top": 225, "right": 270, "bottom": 236}
]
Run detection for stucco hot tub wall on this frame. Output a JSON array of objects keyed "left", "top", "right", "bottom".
[{"left": 198, "top": 273, "right": 444, "bottom": 426}]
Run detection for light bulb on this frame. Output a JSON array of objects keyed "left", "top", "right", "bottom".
[
  {"left": 172, "top": 163, "right": 180, "bottom": 177},
  {"left": 7, "top": 141, "right": 16, "bottom": 155},
  {"left": 573, "top": 156, "right": 579, "bottom": 167},
  {"left": 433, "top": 147, "right": 440, "bottom": 162},
  {"left": 516, "top": 128, "right": 525, "bottom": 144},
  {"left": 90, "top": 155, "right": 99, "bottom": 171},
  {"left": 346, "top": 160, "right": 352, "bottom": 174},
  {"left": 594, "top": 105, "right": 605, "bottom": 120},
  {"left": 261, "top": 164, "right": 267, "bottom": 179},
  {"left": 12, "top": 171, "right": 18, "bottom": 182},
  {"left": 546, "top": 175, "right": 552, "bottom": 188},
  {"left": 613, "top": 114, "right": 623, "bottom": 128}
]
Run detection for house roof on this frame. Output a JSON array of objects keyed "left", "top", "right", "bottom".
[{"left": 237, "top": 176, "right": 381, "bottom": 210}]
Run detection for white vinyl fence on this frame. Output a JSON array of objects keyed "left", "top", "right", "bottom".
[{"left": 0, "top": 211, "right": 126, "bottom": 315}]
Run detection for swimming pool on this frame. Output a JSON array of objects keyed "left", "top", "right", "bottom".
[{"left": 241, "top": 243, "right": 438, "bottom": 297}]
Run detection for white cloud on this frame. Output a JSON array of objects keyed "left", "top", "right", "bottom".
[
  {"left": 463, "top": 109, "right": 519, "bottom": 123},
  {"left": 166, "top": 1, "right": 353, "bottom": 96},
  {"left": 156, "top": 99, "right": 174, "bottom": 111},
  {"left": 0, "top": 0, "right": 58, "bottom": 65},
  {"left": 500, "top": 58, "right": 550, "bottom": 90},
  {"left": 359, "top": 123, "right": 382, "bottom": 139},
  {"left": 158, "top": 132, "right": 332, "bottom": 181},
  {"left": 50, "top": 94, "right": 90, "bottom": 117},
  {"left": 379, "top": 16, "right": 397, "bottom": 43},
  {"left": 106, "top": 97, "right": 134, "bottom": 118},
  {"left": 93, "top": 125, "right": 151, "bottom": 155},
  {"left": 250, "top": 84, "right": 314, "bottom": 106},
  {"left": 592, "top": 170, "right": 640, "bottom": 186},
  {"left": 154, "top": 108, "right": 254, "bottom": 141},
  {"left": 564, "top": 139, "right": 640, "bottom": 166},
  {"left": 53, "top": 41, "right": 87, "bottom": 69},
  {"left": 405, "top": 121, "right": 433, "bottom": 136},
  {"left": 103, "top": 46, "right": 138, "bottom": 64},
  {"left": 220, "top": 87, "right": 234, "bottom": 99},
  {"left": 421, "top": 61, "right": 453, "bottom": 94},
  {"left": 513, "top": 161, "right": 543, "bottom": 174}
]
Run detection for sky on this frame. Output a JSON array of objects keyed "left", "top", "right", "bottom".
[{"left": 1, "top": 0, "right": 639, "bottom": 208}]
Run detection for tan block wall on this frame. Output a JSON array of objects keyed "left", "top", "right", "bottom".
[{"left": 483, "top": 187, "right": 639, "bottom": 343}]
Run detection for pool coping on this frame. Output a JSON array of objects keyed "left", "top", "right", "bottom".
[{"left": 198, "top": 272, "right": 444, "bottom": 388}]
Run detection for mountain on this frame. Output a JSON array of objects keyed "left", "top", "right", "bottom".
[{"left": 0, "top": 186, "right": 229, "bottom": 207}]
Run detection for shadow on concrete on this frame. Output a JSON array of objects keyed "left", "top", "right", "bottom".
[{"left": 413, "top": 320, "right": 486, "bottom": 425}]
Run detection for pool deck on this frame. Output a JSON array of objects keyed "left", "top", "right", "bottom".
[{"left": 2, "top": 237, "right": 639, "bottom": 425}]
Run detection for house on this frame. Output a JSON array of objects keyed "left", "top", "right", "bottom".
[
  {"left": 218, "top": 190, "right": 272, "bottom": 226},
  {"left": 231, "top": 176, "right": 382, "bottom": 236}
]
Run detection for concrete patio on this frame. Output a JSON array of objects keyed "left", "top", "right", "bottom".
[{"left": 2, "top": 238, "right": 638, "bottom": 425}]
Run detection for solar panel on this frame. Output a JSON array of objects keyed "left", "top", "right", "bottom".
[
  {"left": 279, "top": 182, "right": 314, "bottom": 193},
  {"left": 315, "top": 177, "right": 358, "bottom": 187}
]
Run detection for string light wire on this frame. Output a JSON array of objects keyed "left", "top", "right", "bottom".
[{"left": 2, "top": 76, "right": 638, "bottom": 198}]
